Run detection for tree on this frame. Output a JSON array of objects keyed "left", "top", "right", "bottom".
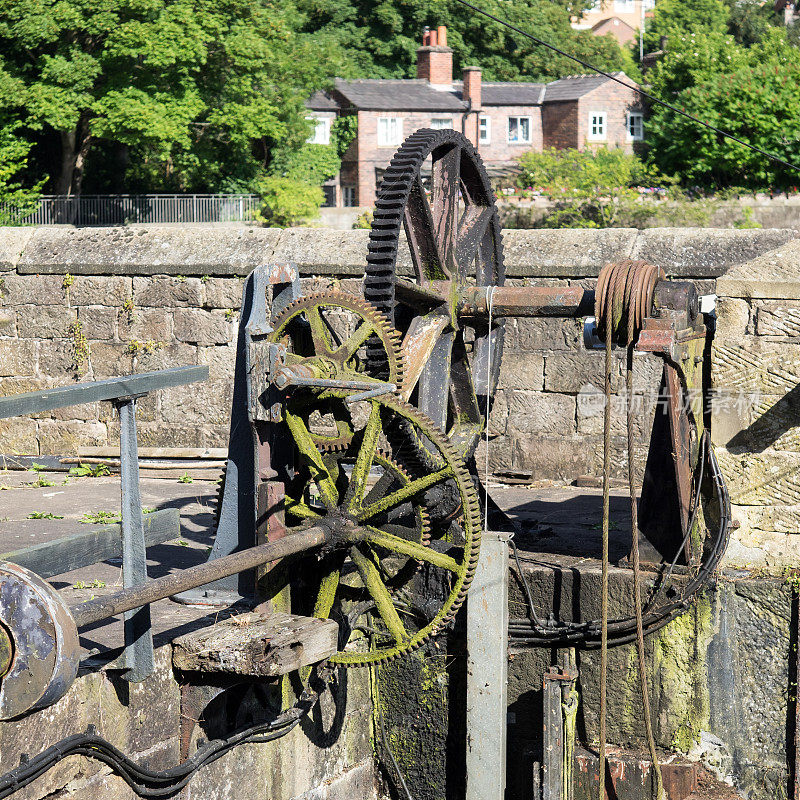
[
  {"left": 647, "top": 29, "right": 800, "bottom": 188},
  {"left": 0, "top": 120, "right": 43, "bottom": 223},
  {"left": 0, "top": 0, "right": 343, "bottom": 199},
  {"left": 644, "top": 0, "right": 728, "bottom": 52},
  {"left": 516, "top": 146, "right": 665, "bottom": 227},
  {"left": 725, "top": 0, "right": 780, "bottom": 46},
  {"left": 297, "top": 0, "right": 640, "bottom": 82}
]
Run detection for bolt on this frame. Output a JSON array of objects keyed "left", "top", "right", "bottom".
[
  {"left": 0, "top": 624, "right": 13, "bottom": 678},
  {"left": 273, "top": 368, "right": 290, "bottom": 389}
]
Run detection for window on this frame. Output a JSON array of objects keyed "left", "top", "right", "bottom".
[
  {"left": 627, "top": 112, "right": 644, "bottom": 141},
  {"left": 614, "top": 0, "right": 635, "bottom": 11},
  {"left": 342, "top": 186, "right": 357, "bottom": 207},
  {"left": 479, "top": 116, "right": 491, "bottom": 145},
  {"left": 507, "top": 116, "right": 532, "bottom": 144},
  {"left": 377, "top": 117, "right": 403, "bottom": 147},
  {"left": 307, "top": 117, "right": 331, "bottom": 145},
  {"left": 430, "top": 118, "right": 454, "bottom": 130},
  {"left": 588, "top": 112, "right": 607, "bottom": 141}
]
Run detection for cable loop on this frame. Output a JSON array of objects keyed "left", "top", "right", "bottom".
[{"left": 595, "top": 260, "right": 665, "bottom": 348}]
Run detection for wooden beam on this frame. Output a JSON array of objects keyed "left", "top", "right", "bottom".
[
  {"left": 172, "top": 612, "right": 339, "bottom": 677},
  {"left": 0, "top": 509, "right": 180, "bottom": 578}
]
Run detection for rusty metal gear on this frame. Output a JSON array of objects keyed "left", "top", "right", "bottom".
[
  {"left": 281, "top": 391, "right": 481, "bottom": 667},
  {"left": 268, "top": 291, "right": 405, "bottom": 450},
  {"left": 364, "top": 128, "right": 506, "bottom": 462}
]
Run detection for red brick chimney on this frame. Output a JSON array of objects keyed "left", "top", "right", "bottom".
[
  {"left": 462, "top": 66, "right": 481, "bottom": 109},
  {"left": 416, "top": 25, "right": 453, "bottom": 87}
]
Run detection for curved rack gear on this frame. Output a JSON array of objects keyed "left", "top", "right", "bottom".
[{"left": 365, "top": 128, "right": 506, "bottom": 461}]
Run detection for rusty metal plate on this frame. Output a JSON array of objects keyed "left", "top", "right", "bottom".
[{"left": 0, "top": 561, "right": 80, "bottom": 719}]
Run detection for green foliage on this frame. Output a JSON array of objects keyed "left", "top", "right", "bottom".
[
  {"left": 28, "top": 511, "right": 64, "bottom": 519},
  {"left": 725, "top": 0, "right": 780, "bottom": 46},
  {"left": 254, "top": 177, "right": 324, "bottom": 228},
  {"left": 331, "top": 115, "right": 358, "bottom": 158},
  {"left": 69, "top": 462, "right": 111, "bottom": 477},
  {"left": 81, "top": 510, "right": 121, "bottom": 524},
  {"left": 0, "top": 120, "right": 42, "bottom": 224},
  {"left": 178, "top": 472, "right": 194, "bottom": 484},
  {"left": 644, "top": 0, "right": 729, "bottom": 51},
  {"left": 647, "top": 29, "right": 800, "bottom": 188},
  {"left": 517, "top": 147, "right": 668, "bottom": 227},
  {"left": 0, "top": 0, "right": 343, "bottom": 195},
  {"left": 270, "top": 143, "right": 341, "bottom": 185},
  {"left": 298, "top": 0, "right": 640, "bottom": 82}
]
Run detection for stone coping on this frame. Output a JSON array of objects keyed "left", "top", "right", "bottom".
[
  {"left": 717, "top": 237, "right": 800, "bottom": 299},
  {"left": 0, "top": 225, "right": 795, "bottom": 278}
]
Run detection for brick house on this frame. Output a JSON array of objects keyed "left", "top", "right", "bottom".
[
  {"left": 571, "top": 0, "right": 655, "bottom": 46},
  {"left": 307, "top": 26, "right": 644, "bottom": 207}
]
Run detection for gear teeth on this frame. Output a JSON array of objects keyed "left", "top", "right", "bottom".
[
  {"left": 268, "top": 290, "right": 405, "bottom": 449},
  {"left": 364, "top": 128, "right": 506, "bottom": 463},
  {"left": 325, "top": 391, "right": 482, "bottom": 668}
]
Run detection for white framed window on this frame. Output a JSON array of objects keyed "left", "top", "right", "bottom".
[
  {"left": 588, "top": 112, "right": 607, "bottom": 141},
  {"left": 643, "top": 0, "right": 655, "bottom": 8},
  {"left": 377, "top": 117, "right": 403, "bottom": 147},
  {"left": 627, "top": 112, "right": 644, "bottom": 141},
  {"left": 342, "top": 186, "right": 357, "bottom": 207},
  {"left": 430, "top": 117, "right": 454, "bottom": 130},
  {"left": 614, "top": 0, "right": 635, "bottom": 11},
  {"left": 507, "top": 116, "right": 532, "bottom": 144},
  {"left": 479, "top": 116, "right": 491, "bottom": 145},
  {"left": 307, "top": 116, "right": 331, "bottom": 145}
]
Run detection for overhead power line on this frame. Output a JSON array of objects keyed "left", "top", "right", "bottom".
[{"left": 452, "top": 0, "right": 800, "bottom": 176}]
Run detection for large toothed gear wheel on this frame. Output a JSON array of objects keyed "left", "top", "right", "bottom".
[
  {"left": 365, "top": 128, "right": 505, "bottom": 461},
  {"left": 268, "top": 291, "right": 405, "bottom": 450},
  {"left": 281, "top": 392, "right": 481, "bottom": 666}
]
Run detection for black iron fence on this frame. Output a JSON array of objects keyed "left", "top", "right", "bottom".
[{"left": 2, "top": 194, "right": 261, "bottom": 226}]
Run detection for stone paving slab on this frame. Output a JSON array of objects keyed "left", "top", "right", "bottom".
[
  {"left": 0, "top": 470, "right": 220, "bottom": 659},
  {"left": 0, "top": 470, "right": 641, "bottom": 662}
]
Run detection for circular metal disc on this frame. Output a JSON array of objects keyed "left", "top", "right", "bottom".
[{"left": 0, "top": 562, "right": 80, "bottom": 719}]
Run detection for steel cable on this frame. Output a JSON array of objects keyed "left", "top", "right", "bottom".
[{"left": 0, "top": 669, "right": 328, "bottom": 798}]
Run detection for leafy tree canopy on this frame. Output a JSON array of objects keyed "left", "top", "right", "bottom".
[
  {"left": 0, "top": 119, "right": 44, "bottom": 223},
  {"left": 0, "top": 0, "right": 348, "bottom": 196},
  {"left": 297, "top": 0, "right": 640, "bottom": 82},
  {"left": 647, "top": 28, "right": 800, "bottom": 188},
  {"left": 644, "top": 0, "right": 729, "bottom": 51}
]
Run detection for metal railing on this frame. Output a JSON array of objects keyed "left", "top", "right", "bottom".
[
  {"left": 0, "top": 366, "right": 209, "bottom": 681},
  {"left": 2, "top": 194, "right": 261, "bottom": 226}
]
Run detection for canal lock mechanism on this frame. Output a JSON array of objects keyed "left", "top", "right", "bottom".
[{"left": 0, "top": 129, "right": 729, "bottom": 800}]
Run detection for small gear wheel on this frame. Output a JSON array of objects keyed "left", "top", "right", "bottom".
[
  {"left": 268, "top": 291, "right": 405, "bottom": 451},
  {"left": 280, "top": 391, "right": 481, "bottom": 667}
]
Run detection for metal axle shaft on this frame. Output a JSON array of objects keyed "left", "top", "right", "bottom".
[
  {"left": 71, "top": 526, "right": 329, "bottom": 628},
  {"left": 459, "top": 286, "right": 594, "bottom": 318}
]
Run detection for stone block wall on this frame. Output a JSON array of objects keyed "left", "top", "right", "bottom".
[
  {"left": 713, "top": 238, "right": 800, "bottom": 568},
  {"left": 1, "top": 225, "right": 797, "bottom": 485},
  {"left": 1, "top": 647, "right": 379, "bottom": 800}
]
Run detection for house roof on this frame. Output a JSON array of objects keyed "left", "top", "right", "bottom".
[
  {"left": 306, "top": 91, "right": 339, "bottom": 111},
  {"left": 543, "top": 72, "right": 634, "bottom": 102},
  {"left": 591, "top": 16, "right": 636, "bottom": 33},
  {"left": 306, "top": 73, "right": 637, "bottom": 113},
  {"left": 456, "top": 81, "right": 546, "bottom": 106},
  {"left": 333, "top": 79, "right": 466, "bottom": 111}
]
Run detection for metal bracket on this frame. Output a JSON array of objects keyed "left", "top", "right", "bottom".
[
  {"left": 115, "top": 397, "right": 154, "bottom": 682},
  {"left": 175, "top": 263, "right": 301, "bottom": 606}
]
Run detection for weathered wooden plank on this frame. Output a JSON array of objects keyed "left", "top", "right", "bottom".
[
  {"left": 0, "top": 366, "right": 208, "bottom": 419},
  {"left": 0, "top": 508, "right": 179, "bottom": 578},
  {"left": 78, "top": 446, "right": 228, "bottom": 459},
  {"left": 172, "top": 612, "right": 339, "bottom": 676}
]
